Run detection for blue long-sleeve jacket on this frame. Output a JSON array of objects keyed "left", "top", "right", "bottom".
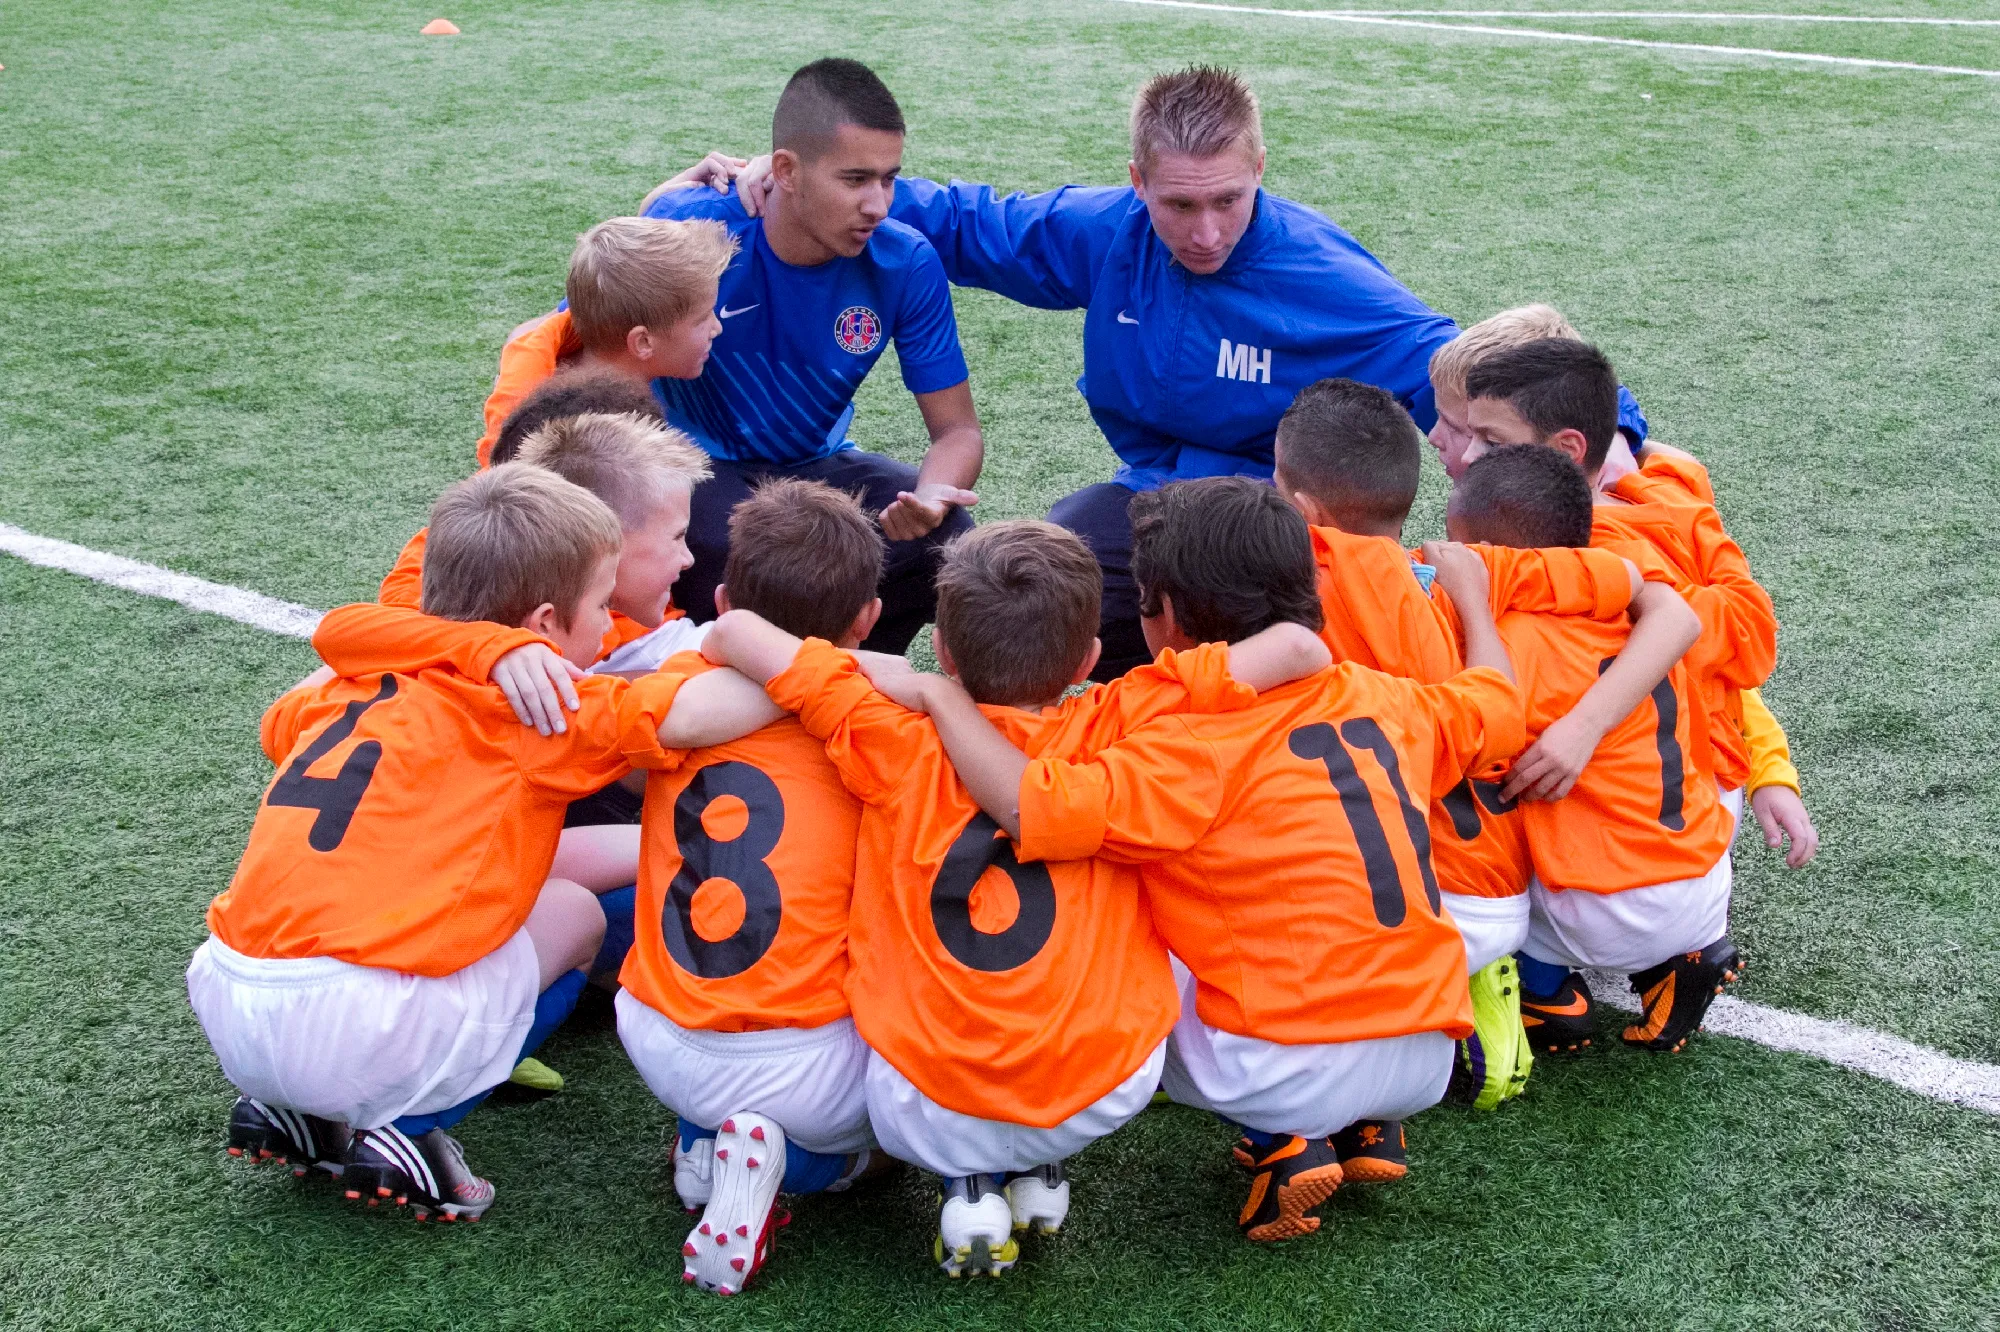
[{"left": 890, "top": 177, "right": 1645, "bottom": 490}]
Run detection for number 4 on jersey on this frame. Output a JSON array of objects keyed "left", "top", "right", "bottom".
[{"left": 265, "top": 676, "right": 396, "bottom": 852}]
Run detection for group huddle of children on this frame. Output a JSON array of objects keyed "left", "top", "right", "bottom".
[{"left": 184, "top": 206, "right": 1818, "bottom": 1296}]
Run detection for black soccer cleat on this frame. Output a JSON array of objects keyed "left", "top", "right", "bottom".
[
  {"left": 225, "top": 1096, "right": 350, "bottom": 1178},
  {"left": 342, "top": 1124, "right": 495, "bottom": 1221},
  {"left": 1623, "top": 935, "right": 1744, "bottom": 1053},
  {"left": 1232, "top": 1134, "right": 1344, "bottom": 1242},
  {"left": 1520, "top": 970, "right": 1596, "bottom": 1053},
  {"left": 1330, "top": 1119, "right": 1407, "bottom": 1184}
]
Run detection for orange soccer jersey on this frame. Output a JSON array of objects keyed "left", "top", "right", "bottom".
[
  {"left": 767, "top": 639, "right": 1257, "bottom": 1128},
  {"left": 374, "top": 525, "right": 672, "bottom": 657},
  {"left": 1499, "top": 604, "right": 1735, "bottom": 895},
  {"left": 207, "top": 605, "right": 685, "bottom": 978},
  {"left": 1309, "top": 526, "right": 1634, "bottom": 901},
  {"left": 475, "top": 309, "right": 580, "bottom": 468},
  {"left": 1593, "top": 453, "right": 1778, "bottom": 791},
  {"left": 1017, "top": 662, "right": 1525, "bottom": 1046},
  {"left": 620, "top": 652, "right": 863, "bottom": 1034}
]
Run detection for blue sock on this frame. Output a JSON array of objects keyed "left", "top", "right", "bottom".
[
  {"left": 592, "top": 885, "right": 636, "bottom": 983},
  {"left": 680, "top": 1118, "right": 850, "bottom": 1195},
  {"left": 780, "top": 1144, "right": 851, "bottom": 1195},
  {"left": 390, "top": 968, "right": 590, "bottom": 1137},
  {"left": 1516, "top": 952, "right": 1575, "bottom": 999}
]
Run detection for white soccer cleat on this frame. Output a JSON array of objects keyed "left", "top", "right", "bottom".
[
  {"left": 671, "top": 1129, "right": 715, "bottom": 1212},
  {"left": 1004, "top": 1161, "right": 1070, "bottom": 1235},
  {"left": 935, "top": 1173, "right": 1019, "bottom": 1277},
  {"left": 681, "top": 1113, "right": 786, "bottom": 1297}
]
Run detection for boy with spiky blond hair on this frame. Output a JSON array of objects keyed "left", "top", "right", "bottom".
[
  {"left": 475, "top": 216, "right": 736, "bottom": 466},
  {"left": 190, "top": 466, "right": 698, "bottom": 1220}
]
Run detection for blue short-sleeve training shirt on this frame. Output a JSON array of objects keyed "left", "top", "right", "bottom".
[{"left": 642, "top": 185, "right": 970, "bottom": 466}]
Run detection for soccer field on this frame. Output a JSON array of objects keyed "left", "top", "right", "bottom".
[{"left": 4, "top": 0, "right": 2000, "bottom": 1326}]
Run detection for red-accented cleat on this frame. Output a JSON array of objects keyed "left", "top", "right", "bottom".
[{"left": 682, "top": 1112, "right": 786, "bottom": 1295}]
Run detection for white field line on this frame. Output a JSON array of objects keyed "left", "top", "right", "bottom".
[
  {"left": 1583, "top": 970, "right": 2000, "bottom": 1115},
  {"left": 1283, "top": 10, "right": 2000, "bottom": 24},
  {"left": 4, "top": 520, "right": 1999, "bottom": 1117},
  {"left": 1106, "top": 0, "right": 2000, "bottom": 77},
  {"left": 0, "top": 522, "right": 322, "bottom": 640}
]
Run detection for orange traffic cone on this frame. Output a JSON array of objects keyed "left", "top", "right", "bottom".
[{"left": 420, "top": 18, "right": 459, "bottom": 35}]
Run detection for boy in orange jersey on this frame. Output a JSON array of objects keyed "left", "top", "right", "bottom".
[
  {"left": 377, "top": 369, "right": 664, "bottom": 610},
  {"left": 474, "top": 215, "right": 734, "bottom": 467},
  {"left": 1437, "top": 309, "right": 1819, "bottom": 872},
  {"left": 906, "top": 479, "right": 1525, "bottom": 1244},
  {"left": 1461, "top": 340, "right": 1776, "bottom": 1050},
  {"left": 699, "top": 519, "right": 1330, "bottom": 1276},
  {"left": 1449, "top": 446, "right": 1740, "bottom": 1052},
  {"left": 386, "top": 411, "right": 709, "bottom": 665},
  {"left": 186, "top": 465, "right": 762, "bottom": 1222},
  {"left": 1270, "top": 376, "right": 1698, "bottom": 1111},
  {"left": 372, "top": 412, "right": 714, "bottom": 976},
  {"left": 614, "top": 480, "right": 887, "bottom": 1296}
]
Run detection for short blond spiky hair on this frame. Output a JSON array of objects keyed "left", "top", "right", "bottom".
[
  {"left": 566, "top": 216, "right": 737, "bottom": 355},
  {"left": 515, "top": 412, "right": 713, "bottom": 528},
  {"left": 1428, "top": 303, "right": 1582, "bottom": 400},
  {"left": 1130, "top": 65, "right": 1263, "bottom": 173},
  {"left": 422, "top": 464, "right": 623, "bottom": 630}
]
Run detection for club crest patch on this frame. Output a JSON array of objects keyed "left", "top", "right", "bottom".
[{"left": 833, "top": 305, "right": 883, "bottom": 355}]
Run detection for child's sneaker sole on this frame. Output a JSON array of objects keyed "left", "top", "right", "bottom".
[
  {"left": 682, "top": 1114, "right": 785, "bottom": 1296},
  {"left": 938, "top": 1175, "right": 1019, "bottom": 1277}
]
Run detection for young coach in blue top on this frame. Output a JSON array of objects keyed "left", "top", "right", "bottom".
[
  {"left": 683, "top": 65, "right": 1645, "bottom": 676},
  {"left": 639, "top": 59, "right": 982, "bottom": 654}
]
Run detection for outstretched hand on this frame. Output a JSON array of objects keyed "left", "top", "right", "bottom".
[
  {"left": 1501, "top": 712, "right": 1603, "bottom": 803},
  {"left": 733, "top": 154, "right": 777, "bottom": 217},
  {"left": 1751, "top": 784, "right": 1821, "bottom": 869},
  {"left": 638, "top": 151, "right": 751, "bottom": 212},
  {"left": 881, "top": 483, "right": 978, "bottom": 543},
  {"left": 493, "top": 643, "right": 585, "bottom": 736},
  {"left": 852, "top": 649, "right": 932, "bottom": 712},
  {"left": 1418, "top": 540, "right": 1491, "bottom": 616}
]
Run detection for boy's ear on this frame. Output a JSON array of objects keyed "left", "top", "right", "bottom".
[
  {"left": 933, "top": 631, "right": 958, "bottom": 680},
  {"left": 770, "top": 147, "right": 802, "bottom": 190},
  {"left": 844, "top": 597, "right": 883, "bottom": 648},
  {"left": 1069, "top": 638, "right": 1103, "bottom": 687},
  {"left": 625, "top": 323, "right": 656, "bottom": 364},
  {"left": 1549, "top": 428, "right": 1593, "bottom": 469},
  {"left": 1287, "top": 487, "right": 1334, "bottom": 530},
  {"left": 521, "top": 601, "right": 561, "bottom": 639},
  {"left": 714, "top": 584, "right": 734, "bottom": 616}
]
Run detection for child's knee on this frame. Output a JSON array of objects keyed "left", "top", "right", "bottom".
[{"left": 528, "top": 877, "right": 608, "bottom": 981}]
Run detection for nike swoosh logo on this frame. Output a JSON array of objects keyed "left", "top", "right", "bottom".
[
  {"left": 719, "top": 304, "right": 758, "bottom": 319},
  {"left": 1116, "top": 310, "right": 1139, "bottom": 325},
  {"left": 1525, "top": 992, "right": 1591, "bottom": 1017}
]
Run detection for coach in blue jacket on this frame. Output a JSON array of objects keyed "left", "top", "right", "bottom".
[{"left": 683, "top": 65, "right": 1641, "bottom": 675}]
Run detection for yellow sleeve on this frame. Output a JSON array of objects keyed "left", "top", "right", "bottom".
[{"left": 1740, "top": 687, "right": 1800, "bottom": 794}]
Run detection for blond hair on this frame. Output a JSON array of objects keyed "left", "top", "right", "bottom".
[
  {"left": 1130, "top": 66, "right": 1262, "bottom": 173},
  {"left": 1429, "top": 303, "right": 1581, "bottom": 400},
  {"left": 566, "top": 216, "right": 737, "bottom": 354},
  {"left": 515, "top": 412, "right": 713, "bottom": 528},
  {"left": 422, "top": 464, "right": 623, "bottom": 629}
]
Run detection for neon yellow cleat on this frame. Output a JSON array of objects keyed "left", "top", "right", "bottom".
[
  {"left": 507, "top": 1057, "right": 564, "bottom": 1093},
  {"left": 1460, "top": 956, "right": 1530, "bottom": 1111}
]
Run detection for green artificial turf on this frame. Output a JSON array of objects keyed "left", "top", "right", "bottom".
[{"left": 3, "top": 1, "right": 1999, "bottom": 1326}]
